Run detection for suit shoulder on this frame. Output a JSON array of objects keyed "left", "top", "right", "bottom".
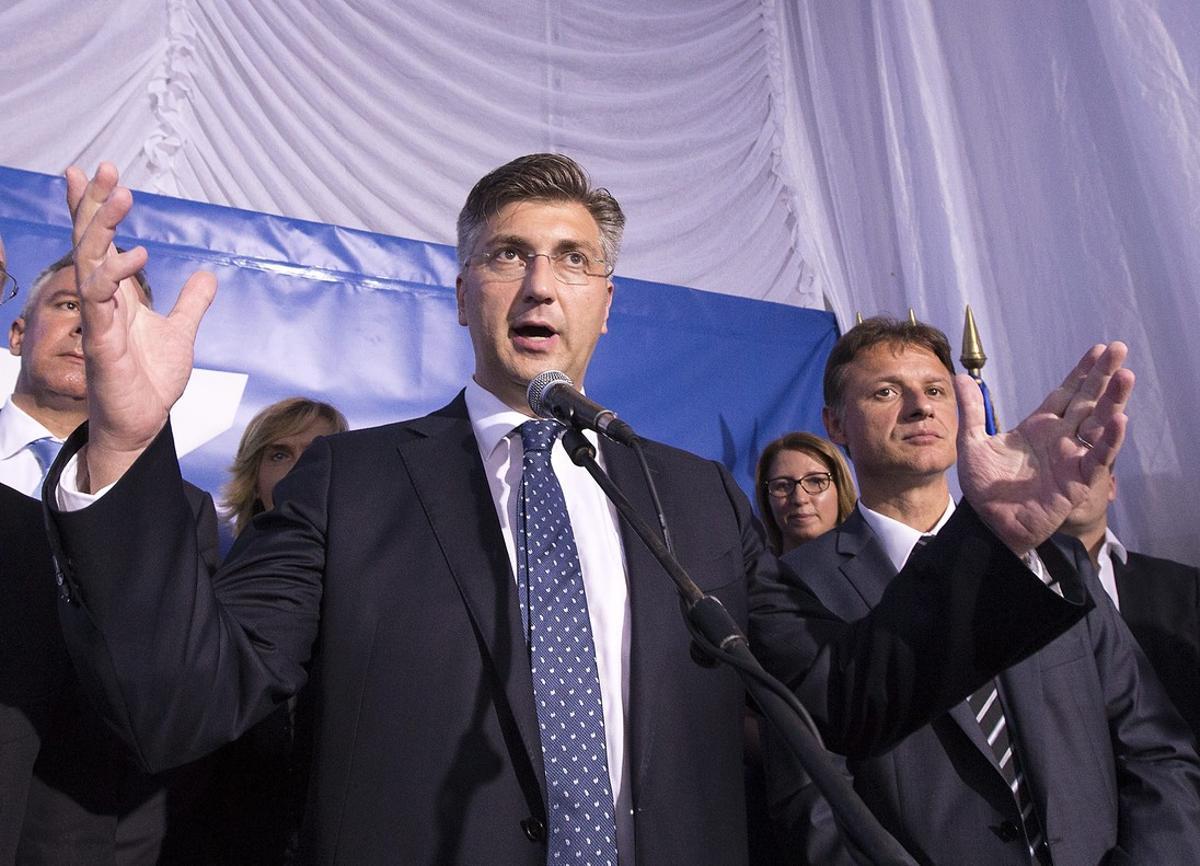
[
  {"left": 1125, "top": 550, "right": 1200, "bottom": 582},
  {"left": 323, "top": 420, "right": 414, "bottom": 450},
  {"left": 322, "top": 404, "right": 465, "bottom": 452},
  {"left": 779, "top": 529, "right": 841, "bottom": 572},
  {"left": 782, "top": 530, "right": 840, "bottom": 563},
  {"left": 637, "top": 438, "right": 727, "bottom": 475}
]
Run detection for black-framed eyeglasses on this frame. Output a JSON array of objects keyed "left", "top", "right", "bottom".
[
  {"left": 765, "top": 472, "right": 833, "bottom": 498},
  {"left": 0, "top": 266, "right": 17, "bottom": 306},
  {"left": 465, "top": 246, "right": 614, "bottom": 286}
]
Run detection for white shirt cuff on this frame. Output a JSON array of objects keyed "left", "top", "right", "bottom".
[
  {"left": 55, "top": 451, "right": 118, "bottom": 511},
  {"left": 1023, "top": 550, "right": 1062, "bottom": 597}
]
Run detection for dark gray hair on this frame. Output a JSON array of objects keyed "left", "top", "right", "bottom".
[
  {"left": 456, "top": 153, "right": 625, "bottom": 270},
  {"left": 22, "top": 249, "right": 152, "bottom": 318}
]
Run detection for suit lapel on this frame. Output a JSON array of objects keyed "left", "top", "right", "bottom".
[
  {"left": 397, "top": 395, "right": 545, "bottom": 795},
  {"left": 601, "top": 439, "right": 680, "bottom": 797},
  {"left": 834, "top": 509, "right": 896, "bottom": 609}
]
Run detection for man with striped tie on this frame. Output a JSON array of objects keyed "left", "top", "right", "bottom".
[{"left": 763, "top": 317, "right": 1200, "bottom": 864}]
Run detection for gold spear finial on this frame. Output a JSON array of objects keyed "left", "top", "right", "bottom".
[
  {"left": 855, "top": 311, "right": 864, "bottom": 325},
  {"left": 960, "top": 304, "right": 987, "bottom": 380},
  {"left": 907, "top": 308, "right": 918, "bottom": 325}
]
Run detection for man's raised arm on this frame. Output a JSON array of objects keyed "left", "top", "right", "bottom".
[{"left": 66, "top": 162, "right": 216, "bottom": 492}]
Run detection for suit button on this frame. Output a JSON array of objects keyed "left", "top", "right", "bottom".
[
  {"left": 521, "top": 817, "right": 546, "bottom": 842},
  {"left": 994, "top": 820, "right": 1021, "bottom": 842}
]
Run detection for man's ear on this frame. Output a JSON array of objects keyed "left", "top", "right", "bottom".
[
  {"left": 822, "top": 404, "right": 845, "bottom": 446},
  {"left": 9, "top": 317, "right": 25, "bottom": 356},
  {"left": 455, "top": 274, "right": 468, "bottom": 326},
  {"left": 600, "top": 279, "right": 613, "bottom": 335}
]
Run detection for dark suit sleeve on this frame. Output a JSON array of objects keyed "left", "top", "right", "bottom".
[
  {"left": 1066, "top": 549, "right": 1200, "bottom": 860},
  {"left": 750, "top": 502, "right": 1091, "bottom": 757},
  {"left": 761, "top": 728, "right": 865, "bottom": 866},
  {"left": 46, "top": 422, "right": 324, "bottom": 773},
  {"left": 183, "top": 483, "right": 221, "bottom": 577}
]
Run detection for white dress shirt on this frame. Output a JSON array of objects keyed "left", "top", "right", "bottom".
[
  {"left": 0, "top": 396, "right": 62, "bottom": 497},
  {"left": 1094, "top": 528, "right": 1129, "bottom": 610},
  {"left": 464, "top": 378, "right": 635, "bottom": 862},
  {"left": 859, "top": 497, "right": 1055, "bottom": 590},
  {"left": 859, "top": 497, "right": 956, "bottom": 572}
]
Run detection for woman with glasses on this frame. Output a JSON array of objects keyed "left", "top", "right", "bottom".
[{"left": 754, "top": 432, "right": 856, "bottom": 555}]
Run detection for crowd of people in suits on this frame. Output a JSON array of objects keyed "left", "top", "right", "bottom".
[{"left": 0, "top": 152, "right": 1195, "bottom": 865}]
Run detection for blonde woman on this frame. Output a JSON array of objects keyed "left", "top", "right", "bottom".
[{"left": 223, "top": 397, "right": 348, "bottom": 536}]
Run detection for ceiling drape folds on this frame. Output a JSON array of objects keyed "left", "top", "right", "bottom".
[{"left": 2, "top": 0, "right": 1196, "bottom": 562}]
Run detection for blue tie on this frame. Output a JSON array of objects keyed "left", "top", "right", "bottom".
[
  {"left": 27, "top": 436, "right": 63, "bottom": 501},
  {"left": 516, "top": 420, "right": 618, "bottom": 865}
]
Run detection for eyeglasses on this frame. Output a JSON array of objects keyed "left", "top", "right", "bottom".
[
  {"left": 0, "top": 266, "right": 16, "bottom": 306},
  {"left": 765, "top": 472, "right": 833, "bottom": 498},
  {"left": 465, "top": 247, "right": 613, "bottom": 286}
]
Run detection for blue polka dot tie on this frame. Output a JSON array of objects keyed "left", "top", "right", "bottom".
[
  {"left": 516, "top": 420, "right": 619, "bottom": 865},
  {"left": 27, "top": 436, "right": 63, "bottom": 501}
]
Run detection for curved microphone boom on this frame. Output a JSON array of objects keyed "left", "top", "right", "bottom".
[{"left": 527, "top": 371, "right": 639, "bottom": 446}]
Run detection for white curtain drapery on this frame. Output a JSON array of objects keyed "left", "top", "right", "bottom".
[{"left": 2, "top": 0, "right": 1196, "bottom": 562}]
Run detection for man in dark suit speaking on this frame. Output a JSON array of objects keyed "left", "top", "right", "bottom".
[{"left": 47, "top": 156, "right": 1129, "bottom": 864}]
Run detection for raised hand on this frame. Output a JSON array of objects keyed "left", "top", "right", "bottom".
[
  {"left": 956, "top": 342, "right": 1133, "bottom": 555},
  {"left": 68, "top": 162, "right": 217, "bottom": 491}
]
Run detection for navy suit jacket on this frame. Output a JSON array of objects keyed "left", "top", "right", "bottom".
[
  {"left": 767, "top": 508, "right": 1200, "bottom": 866},
  {"left": 47, "top": 396, "right": 1090, "bottom": 865},
  {"left": 1114, "top": 550, "right": 1200, "bottom": 743},
  {"left": 0, "top": 474, "right": 218, "bottom": 865}
]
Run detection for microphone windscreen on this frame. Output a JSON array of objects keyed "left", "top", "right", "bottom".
[{"left": 527, "top": 370, "right": 572, "bottom": 417}]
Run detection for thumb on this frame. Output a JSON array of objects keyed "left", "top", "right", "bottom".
[
  {"left": 954, "top": 373, "right": 986, "bottom": 449},
  {"left": 166, "top": 271, "right": 218, "bottom": 340}
]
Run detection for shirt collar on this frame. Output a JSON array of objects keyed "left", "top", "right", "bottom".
[
  {"left": 464, "top": 377, "right": 536, "bottom": 460},
  {"left": 0, "top": 396, "right": 57, "bottom": 461},
  {"left": 859, "top": 496, "right": 956, "bottom": 573},
  {"left": 1103, "top": 526, "right": 1128, "bottom": 565}
]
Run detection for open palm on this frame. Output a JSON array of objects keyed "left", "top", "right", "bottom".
[
  {"left": 68, "top": 163, "right": 216, "bottom": 489},
  {"left": 956, "top": 343, "right": 1132, "bottom": 555}
]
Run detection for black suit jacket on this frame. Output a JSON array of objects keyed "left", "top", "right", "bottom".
[
  {"left": 1114, "top": 550, "right": 1200, "bottom": 742},
  {"left": 46, "top": 396, "right": 1090, "bottom": 865},
  {"left": 1, "top": 469, "right": 219, "bottom": 865},
  {"left": 0, "top": 482, "right": 67, "bottom": 864},
  {"left": 766, "top": 509, "right": 1200, "bottom": 865}
]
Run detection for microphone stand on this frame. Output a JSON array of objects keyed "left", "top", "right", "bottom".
[{"left": 560, "top": 428, "right": 916, "bottom": 866}]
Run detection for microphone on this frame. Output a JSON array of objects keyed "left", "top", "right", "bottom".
[{"left": 526, "top": 371, "right": 639, "bottom": 446}]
